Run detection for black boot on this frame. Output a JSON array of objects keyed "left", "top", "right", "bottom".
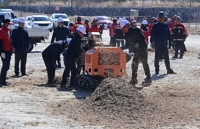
[
  {"left": 129, "top": 79, "right": 138, "bottom": 86},
  {"left": 167, "top": 69, "right": 176, "bottom": 74}
]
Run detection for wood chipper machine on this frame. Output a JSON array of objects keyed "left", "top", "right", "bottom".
[{"left": 74, "top": 46, "right": 127, "bottom": 90}]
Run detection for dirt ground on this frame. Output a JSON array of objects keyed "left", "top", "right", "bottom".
[{"left": 1, "top": 30, "right": 200, "bottom": 129}]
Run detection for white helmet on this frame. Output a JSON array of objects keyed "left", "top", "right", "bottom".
[
  {"left": 85, "top": 18, "right": 89, "bottom": 21},
  {"left": 132, "top": 20, "right": 137, "bottom": 23},
  {"left": 120, "top": 20, "right": 129, "bottom": 29},
  {"left": 57, "top": 17, "right": 63, "bottom": 22},
  {"left": 118, "top": 18, "right": 123, "bottom": 23},
  {"left": 142, "top": 20, "right": 148, "bottom": 25},
  {"left": 18, "top": 17, "right": 25, "bottom": 23},
  {"left": 77, "top": 25, "right": 86, "bottom": 34}
]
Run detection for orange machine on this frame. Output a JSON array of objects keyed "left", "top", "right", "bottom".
[{"left": 85, "top": 47, "right": 126, "bottom": 77}]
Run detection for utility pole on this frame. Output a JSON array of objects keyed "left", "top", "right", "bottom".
[
  {"left": 20, "top": 0, "right": 22, "bottom": 17},
  {"left": 49, "top": 0, "right": 50, "bottom": 14}
]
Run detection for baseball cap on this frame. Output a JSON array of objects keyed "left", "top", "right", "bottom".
[
  {"left": 3, "top": 19, "right": 12, "bottom": 24},
  {"left": 57, "top": 17, "right": 63, "bottom": 22},
  {"left": 77, "top": 25, "right": 86, "bottom": 34},
  {"left": 18, "top": 17, "right": 25, "bottom": 23},
  {"left": 120, "top": 20, "right": 129, "bottom": 29},
  {"left": 77, "top": 16, "right": 81, "bottom": 21},
  {"left": 158, "top": 11, "right": 165, "bottom": 18}
]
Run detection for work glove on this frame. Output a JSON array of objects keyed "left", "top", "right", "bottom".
[
  {"left": 126, "top": 52, "right": 134, "bottom": 56},
  {"left": 134, "top": 43, "right": 139, "bottom": 48},
  {"left": 1, "top": 53, "right": 6, "bottom": 59}
]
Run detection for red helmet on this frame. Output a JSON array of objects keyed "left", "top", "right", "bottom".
[
  {"left": 93, "top": 18, "right": 98, "bottom": 21},
  {"left": 143, "top": 17, "right": 147, "bottom": 20},
  {"left": 153, "top": 18, "right": 158, "bottom": 22},
  {"left": 113, "top": 17, "right": 117, "bottom": 22},
  {"left": 173, "top": 15, "right": 177, "bottom": 19}
]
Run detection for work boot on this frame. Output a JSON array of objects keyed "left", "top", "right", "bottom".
[
  {"left": 129, "top": 79, "right": 138, "bottom": 86},
  {"left": 144, "top": 77, "right": 152, "bottom": 83},
  {"left": 167, "top": 69, "right": 176, "bottom": 74},
  {"left": 179, "top": 55, "right": 183, "bottom": 59},
  {"left": 142, "top": 77, "right": 152, "bottom": 86},
  {"left": 172, "top": 56, "right": 178, "bottom": 58}
]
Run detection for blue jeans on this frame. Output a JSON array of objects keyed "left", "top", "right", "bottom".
[{"left": 1, "top": 55, "right": 11, "bottom": 84}]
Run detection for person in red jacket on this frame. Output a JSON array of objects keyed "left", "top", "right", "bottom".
[
  {"left": 141, "top": 20, "right": 151, "bottom": 44},
  {"left": 167, "top": 18, "right": 174, "bottom": 49},
  {"left": 89, "top": 18, "right": 100, "bottom": 33},
  {"left": 171, "top": 16, "right": 188, "bottom": 58},
  {"left": 109, "top": 18, "right": 118, "bottom": 46},
  {"left": 71, "top": 16, "right": 84, "bottom": 33},
  {"left": 0, "top": 19, "right": 12, "bottom": 86}
]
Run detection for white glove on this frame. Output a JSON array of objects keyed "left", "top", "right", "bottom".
[
  {"left": 1, "top": 53, "right": 6, "bottom": 59},
  {"left": 125, "top": 52, "right": 134, "bottom": 56}
]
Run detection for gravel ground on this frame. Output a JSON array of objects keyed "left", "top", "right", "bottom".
[{"left": 0, "top": 30, "right": 200, "bottom": 128}]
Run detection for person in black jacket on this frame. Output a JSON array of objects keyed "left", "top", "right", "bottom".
[
  {"left": 51, "top": 17, "right": 71, "bottom": 68},
  {"left": 60, "top": 25, "right": 86, "bottom": 89},
  {"left": 150, "top": 11, "right": 176, "bottom": 74},
  {"left": 12, "top": 17, "right": 29, "bottom": 77},
  {"left": 120, "top": 20, "right": 151, "bottom": 86},
  {"left": 42, "top": 40, "right": 68, "bottom": 86}
]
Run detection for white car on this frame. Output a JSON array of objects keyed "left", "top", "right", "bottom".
[
  {"left": 50, "top": 13, "right": 70, "bottom": 29},
  {"left": 30, "top": 15, "right": 53, "bottom": 32}
]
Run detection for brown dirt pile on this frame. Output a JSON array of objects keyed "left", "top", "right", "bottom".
[{"left": 53, "top": 78, "right": 159, "bottom": 128}]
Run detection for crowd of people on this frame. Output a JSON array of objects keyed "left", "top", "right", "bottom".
[{"left": 0, "top": 11, "right": 189, "bottom": 88}]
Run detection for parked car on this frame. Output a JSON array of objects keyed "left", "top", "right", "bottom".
[
  {"left": 25, "top": 16, "right": 32, "bottom": 24},
  {"left": 0, "top": 12, "right": 12, "bottom": 21},
  {"left": 11, "top": 19, "right": 31, "bottom": 29},
  {"left": 93, "top": 16, "right": 112, "bottom": 28},
  {"left": 30, "top": 15, "right": 53, "bottom": 32},
  {"left": 50, "top": 13, "right": 70, "bottom": 29},
  {"left": 0, "top": 9, "right": 16, "bottom": 19}
]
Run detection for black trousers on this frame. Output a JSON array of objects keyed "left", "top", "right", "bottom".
[
  {"left": 14, "top": 49, "right": 27, "bottom": 75},
  {"left": 174, "top": 41, "right": 184, "bottom": 57},
  {"left": 61, "top": 57, "right": 70, "bottom": 84},
  {"left": 62, "top": 56, "right": 77, "bottom": 85},
  {"left": 110, "top": 36, "right": 116, "bottom": 46},
  {"left": 131, "top": 49, "right": 151, "bottom": 80},
  {"left": 42, "top": 54, "right": 55, "bottom": 83},
  {"left": 155, "top": 47, "right": 171, "bottom": 72},
  {"left": 0, "top": 55, "right": 11, "bottom": 84}
]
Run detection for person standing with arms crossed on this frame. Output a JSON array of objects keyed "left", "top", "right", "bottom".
[{"left": 12, "top": 17, "right": 29, "bottom": 77}]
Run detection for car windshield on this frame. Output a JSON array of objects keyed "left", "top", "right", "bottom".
[
  {"left": 97, "top": 17, "right": 109, "bottom": 20},
  {"left": 55, "top": 15, "right": 68, "bottom": 19},
  {"left": 34, "top": 17, "right": 49, "bottom": 21},
  {"left": 12, "top": 19, "right": 19, "bottom": 24}
]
